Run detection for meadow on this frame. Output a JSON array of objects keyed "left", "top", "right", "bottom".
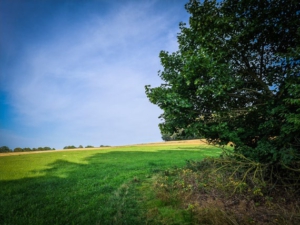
[{"left": 0, "top": 141, "right": 221, "bottom": 225}]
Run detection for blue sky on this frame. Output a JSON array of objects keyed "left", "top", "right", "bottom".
[{"left": 0, "top": 0, "right": 189, "bottom": 149}]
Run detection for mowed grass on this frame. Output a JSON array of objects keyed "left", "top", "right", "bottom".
[{"left": 0, "top": 142, "right": 221, "bottom": 225}]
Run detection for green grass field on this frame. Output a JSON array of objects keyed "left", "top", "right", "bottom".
[{"left": 0, "top": 142, "right": 221, "bottom": 225}]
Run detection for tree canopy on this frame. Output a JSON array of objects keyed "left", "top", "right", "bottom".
[
  {"left": 145, "top": 0, "right": 300, "bottom": 164},
  {"left": 0, "top": 146, "right": 11, "bottom": 153}
]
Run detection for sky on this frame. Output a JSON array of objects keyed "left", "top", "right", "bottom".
[{"left": 0, "top": 0, "right": 190, "bottom": 150}]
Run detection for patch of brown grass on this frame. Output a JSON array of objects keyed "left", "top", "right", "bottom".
[
  {"left": 149, "top": 156, "right": 300, "bottom": 225},
  {"left": 131, "top": 139, "right": 209, "bottom": 146}
]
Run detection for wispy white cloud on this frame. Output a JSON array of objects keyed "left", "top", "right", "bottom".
[{"left": 2, "top": 0, "right": 188, "bottom": 148}]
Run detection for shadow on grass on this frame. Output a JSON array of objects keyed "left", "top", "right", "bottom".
[{"left": 0, "top": 148, "right": 220, "bottom": 225}]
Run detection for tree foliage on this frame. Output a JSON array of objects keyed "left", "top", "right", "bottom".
[
  {"left": 63, "top": 145, "right": 77, "bottom": 149},
  {"left": 85, "top": 145, "right": 94, "bottom": 148},
  {"left": 145, "top": 0, "right": 300, "bottom": 164},
  {"left": 0, "top": 146, "right": 11, "bottom": 153},
  {"left": 13, "top": 147, "right": 54, "bottom": 152}
]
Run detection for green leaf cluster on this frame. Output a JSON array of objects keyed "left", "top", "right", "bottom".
[
  {"left": 0, "top": 146, "right": 11, "bottom": 153},
  {"left": 145, "top": 0, "right": 300, "bottom": 164}
]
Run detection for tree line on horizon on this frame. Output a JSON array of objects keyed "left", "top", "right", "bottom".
[
  {"left": 63, "top": 145, "right": 110, "bottom": 149},
  {"left": 0, "top": 144, "right": 111, "bottom": 153},
  {"left": 0, "top": 146, "right": 55, "bottom": 153}
]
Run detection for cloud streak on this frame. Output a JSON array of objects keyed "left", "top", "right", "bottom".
[{"left": 1, "top": 0, "right": 188, "bottom": 149}]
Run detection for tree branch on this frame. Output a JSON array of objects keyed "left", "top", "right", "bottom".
[
  {"left": 234, "top": 88, "right": 264, "bottom": 95},
  {"left": 241, "top": 55, "right": 274, "bottom": 97}
]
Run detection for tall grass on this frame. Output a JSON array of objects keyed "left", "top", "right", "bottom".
[
  {"left": 149, "top": 153, "right": 300, "bottom": 225},
  {"left": 0, "top": 144, "right": 220, "bottom": 225}
]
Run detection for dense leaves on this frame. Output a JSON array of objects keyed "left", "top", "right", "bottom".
[
  {"left": 13, "top": 147, "right": 54, "bottom": 152},
  {"left": 145, "top": 0, "right": 300, "bottom": 164},
  {"left": 0, "top": 146, "right": 11, "bottom": 153}
]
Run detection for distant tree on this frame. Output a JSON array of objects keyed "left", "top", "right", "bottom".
[
  {"left": 14, "top": 147, "right": 23, "bottom": 152},
  {"left": 23, "top": 147, "right": 32, "bottom": 152},
  {"left": 85, "top": 145, "right": 94, "bottom": 148},
  {"left": 63, "top": 145, "right": 77, "bottom": 149},
  {"left": 0, "top": 146, "right": 11, "bottom": 153},
  {"left": 37, "top": 147, "right": 50, "bottom": 151},
  {"left": 78, "top": 145, "right": 83, "bottom": 148}
]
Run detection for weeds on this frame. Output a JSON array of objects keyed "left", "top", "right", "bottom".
[{"left": 148, "top": 150, "right": 300, "bottom": 225}]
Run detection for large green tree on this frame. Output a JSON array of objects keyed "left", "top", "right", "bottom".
[{"left": 146, "top": 0, "right": 300, "bottom": 164}]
